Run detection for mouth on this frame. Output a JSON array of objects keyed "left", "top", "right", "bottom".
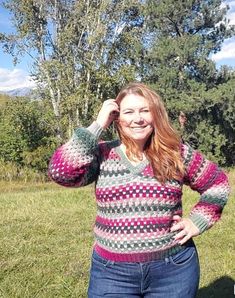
[{"left": 131, "top": 126, "right": 149, "bottom": 131}]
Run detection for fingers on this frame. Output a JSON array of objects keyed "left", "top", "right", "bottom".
[
  {"left": 170, "top": 216, "right": 188, "bottom": 245},
  {"left": 172, "top": 215, "right": 182, "bottom": 222},
  {"left": 174, "top": 228, "right": 191, "bottom": 245},
  {"left": 177, "top": 236, "right": 191, "bottom": 246},
  {"left": 96, "top": 99, "right": 119, "bottom": 129},
  {"left": 171, "top": 215, "right": 183, "bottom": 231},
  {"left": 102, "top": 99, "right": 119, "bottom": 118},
  {"left": 170, "top": 218, "right": 200, "bottom": 245},
  {"left": 103, "top": 99, "right": 120, "bottom": 119},
  {"left": 103, "top": 99, "right": 119, "bottom": 112}
]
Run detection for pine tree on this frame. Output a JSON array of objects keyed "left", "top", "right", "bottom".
[{"left": 142, "top": 0, "right": 235, "bottom": 165}]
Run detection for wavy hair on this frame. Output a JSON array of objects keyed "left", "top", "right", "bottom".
[{"left": 115, "top": 82, "right": 184, "bottom": 183}]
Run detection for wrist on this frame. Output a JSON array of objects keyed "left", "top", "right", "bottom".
[
  {"left": 96, "top": 118, "right": 107, "bottom": 130},
  {"left": 189, "top": 213, "right": 209, "bottom": 234},
  {"left": 87, "top": 121, "right": 103, "bottom": 138}
]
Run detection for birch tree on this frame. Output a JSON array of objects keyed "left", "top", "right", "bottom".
[{"left": 0, "top": 0, "right": 144, "bottom": 138}]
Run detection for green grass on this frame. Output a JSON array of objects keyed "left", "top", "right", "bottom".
[{"left": 0, "top": 170, "right": 234, "bottom": 298}]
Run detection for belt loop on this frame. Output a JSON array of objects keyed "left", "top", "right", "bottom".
[{"left": 104, "top": 260, "right": 115, "bottom": 267}]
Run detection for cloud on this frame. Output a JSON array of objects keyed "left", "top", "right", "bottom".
[
  {"left": 220, "top": 1, "right": 235, "bottom": 25},
  {"left": 227, "top": 11, "right": 235, "bottom": 25},
  {"left": 211, "top": 1, "right": 235, "bottom": 63},
  {"left": 211, "top": 38, "right": 235, "bottom": 61},
  {"left": 226, "top": 0, "right": 235, "bottom": 24},
  {"left": 227, "top": 0, "right": 235, "bottom": 8},
  {"left": 0, "top": 68, "right": 36, "bottom": 91}
]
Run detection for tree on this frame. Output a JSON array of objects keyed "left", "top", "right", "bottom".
[
  {"left": 0, "top": 96, "right": 58, "bottom": 172},
  {"left": 0, "top": 0, "right": 145, "bottom": 139},
  {"left": 1, "top": 0, "right": 235, "bottom": 168},
  {"left": 141, "top": 0, "right": 235, "bottom": 165}
]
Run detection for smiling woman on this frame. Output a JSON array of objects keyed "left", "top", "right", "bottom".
[
  {"left": 48, "top": 82, "right": 230, "bottom": 298},
  {"left": 113, "top": 83, "right": 185, "bottom": 183},
  {"left": 117, "top": 94, "right": 154, "bottom": 150}
]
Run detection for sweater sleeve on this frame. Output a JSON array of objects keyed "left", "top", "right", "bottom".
[
  {"left": 181, "top": 143, "right": 230, "bottom": 234},
  {"left": 48, "top": 121, "right": 103, "bottom": 187}
]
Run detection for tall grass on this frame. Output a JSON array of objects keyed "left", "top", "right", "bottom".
[
  {"left": 0, "top": 160, "right": 46, "bottom": 183},
  {"left": 0, "top": 170, "right": 234, "bottom": 297}
]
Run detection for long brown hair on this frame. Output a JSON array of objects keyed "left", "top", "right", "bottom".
[{"left": 115, "top": 82, "right": 184, "bottom": 183}]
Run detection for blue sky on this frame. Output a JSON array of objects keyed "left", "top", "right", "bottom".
[{"left": 0, "top": 0, "right": 235, "bottom": 91}]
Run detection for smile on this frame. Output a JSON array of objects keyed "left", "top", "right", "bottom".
[{"left": 131, "top": 126, "right": 148, "bottom": 131}]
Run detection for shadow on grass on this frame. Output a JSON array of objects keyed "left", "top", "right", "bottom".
[{"left": 197, "top": 275, "right": 234, "bottom": 298}]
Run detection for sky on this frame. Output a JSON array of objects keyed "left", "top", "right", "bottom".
[{"left": 0, "top": 1, "right": 235, "bottom": 92}]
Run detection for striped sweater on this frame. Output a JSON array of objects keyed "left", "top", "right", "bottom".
[{"left": 48, "top": 121, "right": 230, "bottom": 262}]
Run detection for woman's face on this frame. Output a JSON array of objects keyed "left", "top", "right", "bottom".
[{"left": 118, "top": 93, "right": 154, "bottom": 149}]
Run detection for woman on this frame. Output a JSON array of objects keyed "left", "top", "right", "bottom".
[{"left": 48, "top": 82, "right": 230, "bottom": 297}]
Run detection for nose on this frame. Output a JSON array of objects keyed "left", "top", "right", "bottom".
[{"left": 133, "top": 113, "right": 144, "bottom": 123}]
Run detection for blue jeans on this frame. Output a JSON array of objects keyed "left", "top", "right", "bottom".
[{"left": 88, "top": 243, "right": 200, "bottom": 297}]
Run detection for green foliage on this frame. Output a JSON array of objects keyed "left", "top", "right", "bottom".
[
  {"left": 173, "top": 75, "right": 235, "bottom": 165},
  {"left": 0, "top": 0, "right": 235, "bottom": 174},
  {"left": 141, "top": 0, "right": 235, "bottom": 165},
  {"left": 192, "top": 120, "right": 227, "bottom": 164},
  {"left": 0, "top": 159, "right": 46, "bottom": 182},
  {"left": 1, "top": 0, "right": 144, "bottom": 138},
  {"left": 0, "top": 97, "right": 59, "bottom": 173}
]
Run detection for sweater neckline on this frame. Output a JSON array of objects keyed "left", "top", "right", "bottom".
[{"left": 115, "top": 142, "right": 149, "bottom": 173}]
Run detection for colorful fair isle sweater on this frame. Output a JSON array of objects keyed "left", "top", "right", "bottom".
[{"left": 48, "top": 121, "right": 230, "bottom": 262}]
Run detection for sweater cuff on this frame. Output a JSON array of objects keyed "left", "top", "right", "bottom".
[
  {"left": 189, "top": 213, "right": 210, "bottom": 234},
  {"left": 87, "top": 121, "right": 103, "bottom": 139}
]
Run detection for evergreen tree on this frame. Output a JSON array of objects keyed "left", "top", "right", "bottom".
[
  {"left": 142, "top": 0, "right": 235, "bottom": 165},
  {"left": 1, "top": 0, "right": 235, "bottom": 168}
]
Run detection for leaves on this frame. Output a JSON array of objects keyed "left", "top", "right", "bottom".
[
  {"left": 0, "top": 96, "right": 59, "bottom": 172},
  {"left": 0, "top": 0, "right": 235, "bottom": 169}
]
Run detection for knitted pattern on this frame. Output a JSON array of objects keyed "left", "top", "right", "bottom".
[{"left": 48, "top": 122, "right": 230, "bottom": 262}]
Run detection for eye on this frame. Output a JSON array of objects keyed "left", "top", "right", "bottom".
[
  {"left": 124, "top": 111, "right": 133, "bottom": 114},
  {"left": 142, "top": 109, "right": 149, "bottom": 113}
]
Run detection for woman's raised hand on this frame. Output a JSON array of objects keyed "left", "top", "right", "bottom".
[{"left": 96, "top": 99, "right": 119, "bottom": 129}]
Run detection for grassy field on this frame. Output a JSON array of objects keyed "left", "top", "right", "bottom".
[{"left": 0, "top": 170, "right": 234, "bottom": 298}]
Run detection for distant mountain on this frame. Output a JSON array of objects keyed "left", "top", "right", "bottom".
[{"left": 0, "top": 87, "right": 34, "bottom": 97}]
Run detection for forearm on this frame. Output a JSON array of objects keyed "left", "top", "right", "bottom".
[
  {"left": 189, "top": 169, "right": 229, "bottom": 233},
  {"left": 182, "top": 144, "right": 230, "bottom": 234}
]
